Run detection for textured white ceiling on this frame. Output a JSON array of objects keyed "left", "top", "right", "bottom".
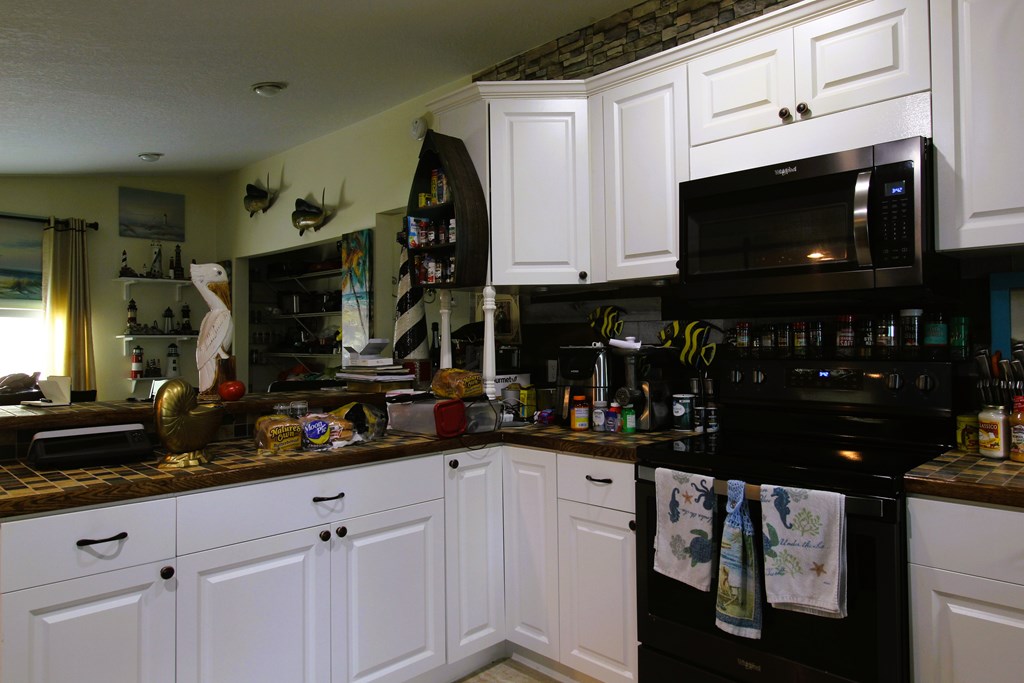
[{"left": 0, "top": 0, "right": 639, "bottom": 175}]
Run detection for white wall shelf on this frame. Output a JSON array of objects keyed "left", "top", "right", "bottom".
[{"left": 114, "top": 277, "right": 192, "bottom": 302}]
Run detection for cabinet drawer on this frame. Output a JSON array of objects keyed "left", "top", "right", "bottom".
[
  {"left": 0, "top": 498, "right": 176, "bottom": 593},
  {"left": 178, "top": 454, "right": 443, "bottom": 555},
  {"left": 556, "top": 454, "right": 634, "bottom": 513},
  {"left": 908, "top": 496, "right": 1024, "bottom": 585}
]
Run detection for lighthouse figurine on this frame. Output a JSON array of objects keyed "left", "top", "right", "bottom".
[{"left": 165, "top": 343, "right": 180, "bottom": 378}]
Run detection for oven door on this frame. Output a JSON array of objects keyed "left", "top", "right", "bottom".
[{"left": 636, "top": 470, "right": 909, "bottom": 683}]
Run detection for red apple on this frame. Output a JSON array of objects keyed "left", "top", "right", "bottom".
[{"left": 218, "top": 380, "right": 246, "bottom": 401}]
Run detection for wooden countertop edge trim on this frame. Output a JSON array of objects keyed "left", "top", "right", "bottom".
[{"left": 904, "top": 477, "right": 1024, "bottom": 508}]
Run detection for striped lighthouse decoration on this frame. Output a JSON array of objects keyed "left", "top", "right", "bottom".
[{"left": 393, "top": 228, "right": 427, "bottom": 367}]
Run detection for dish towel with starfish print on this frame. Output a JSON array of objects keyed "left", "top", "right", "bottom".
[
  {"left": 759, "top": 484, "right": 847, "bottom": 618},
  {"left": 653, "top": 468, "right": 716, "bottom": 591},
  {"left": 715, "top": 480, "right": 763, "bottom": 639}
]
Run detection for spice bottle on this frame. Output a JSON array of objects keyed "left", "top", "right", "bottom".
[
  {"left": 950, "top": 315, "right": 970, "bottom": 361},
  {"left": 857, "top": 317, "right": 875, "bottom": 359},
  {"left": 735, "top": 322, "right": 751, "bottom": 358},
  {"left": 777, "top": 323, "right": 792, "bottom": 359},
  {"left": 808, "top": 321, "right": 825, "bottom": 359},
  {"left": 922, "top": 311, "right": 949, "bottom": 360},
  {"left": 570, "top": 395, "right": 590, "bottom": 432},
  {"left": 792, "top": 321, "right": 808, "bottom": 358},
  {"left": 899, "top": 308, "right": 923, "bottom": 360},
  {"left": 836, "top": 315, "right": 856, "bottom": 358},
  {"left": 1011, "top": 397, "right": 1024, "bottom": 462},
  {"left": 875, "top": 313, "right": 898, "bottom": 360},
  {"left": 978, "top": 404, "right": 1009, "bottom": 459}
]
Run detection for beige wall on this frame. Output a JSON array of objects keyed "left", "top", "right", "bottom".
[{"left": 0, "top": 175, "right": 226, "bottom": 400}]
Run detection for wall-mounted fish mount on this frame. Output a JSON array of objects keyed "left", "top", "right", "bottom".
[
  {"left": 291, "top": 189, "right": 331, "bottom": 236},
  {"left": 243, "top": 173, "right": 276, "bottom": 217}
]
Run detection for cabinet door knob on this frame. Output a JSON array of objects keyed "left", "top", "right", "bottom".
[
  {"left": 578, "top": 271, "right": 588, "bottom": 281},
  {"left": 796, "top": 102, "right": 809, "bottom": 115},
  {"left": 628, "top": 520, "right": 637, "bottom": 532},
  {"left": 336, "top": 526, "right": 348, "bottom": 538},
  {"left": 778, "top": 107, "right": 792, "bottom": 120},
  {"left": 585, "top": 475, "right": 613, "bottom": 484},
  {"left": 319, "top": 530, "right": 331, "bottom": 542},
  {"left": 76, "top": 531, "right": 128, "bottom": 548},
  {"left": 449, "top": 459, "right": 459, "bottom": 469},
  {"left": 160, "top": 566, "right": 175, "bottom": 580},
  {"left": 312, "top": 492, "right": 345, "bottom": 503}
]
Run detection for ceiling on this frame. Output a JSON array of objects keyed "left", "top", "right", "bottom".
[{"left": 1, "top": 0, "right": 640, "bottom": 175}]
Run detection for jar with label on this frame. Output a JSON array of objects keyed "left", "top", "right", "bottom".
[
  {"left": 857, "top": 317, "right": 875, "bottom": 359},
  {"left": 922, "top": 311, "right": 949, "bottom": 360},
  {"left": 777, "top": 323, "right": 792, "bottom": 358},
  {"left": 792, "top": 321, "right": 808, "bottom": 358},
  {"left": 899, "top": 308, "right": 923, "bottom": 360},
  {"left": 759, "top": 324, "right": 777, "bottom": 359},
  {"left": 591, "top": 400, "right": 607, "bottom": 432},
  {"left": 950, "top": 315, "right": 970, "bottom": 361},
  {"left": 706, "top": 405, "right": 719, "bottom": 433},
  {"left": 875, "top": 313, "right": 898, "bottom": 360},
  {"left": 835, "top": 315, "right": 856, "bottom": 358},
  {"left": 735, "top": 322, "right": 751, "bottom": 358},
  {"left": 605, "top": 402, "right": 621, "bottom": 433},
  {"left": 1011, "top": 397, "right": 1024, "bottom": 462},
  {"left": 570, "top": 395, "right": 590, "bottom": 431},
  {"left": 672, "top": 394, "right": 695, "bottom": 430},
  {"left": 808, "top": 321, "right": 825, "bottom": 359},
  {"left": 622, "top": 404, "right": 637, "bottom": 434},
  {"left": 978, "top": 404, "right": 1009, "bottom": 459},
  {"left": 956, "top": 413, "right": 980, "bottom": 453}
]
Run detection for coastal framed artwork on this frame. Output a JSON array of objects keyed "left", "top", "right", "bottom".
[
  {"left": 118, "top": 187, "right": 185, "bottom": 241},
  {"left": 0, "top": 213, "right": 44, "bottom": 303},
  {"left": 339, "top": 229, "right": 373, "bottom": 360},
  {"left": 474, "top": 293, "right": 521, "bottom": 344},
  {"left": 990, "top": 272, "right": 1024, "bottom": 358}
]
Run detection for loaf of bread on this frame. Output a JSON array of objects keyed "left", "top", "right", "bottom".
[
  {"left": 300, "top": 414, "right": 355, "bottom": 451},
  {"left": 255, "top": 414, "right": 303, "bottom": 455},
  {"left": 431, "top": 368, "right": 483, "bottom": 399}
]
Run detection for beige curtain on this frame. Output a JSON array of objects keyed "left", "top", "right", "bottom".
[{"left": 42, "top": 218, "right": 96, "bottom": 391}]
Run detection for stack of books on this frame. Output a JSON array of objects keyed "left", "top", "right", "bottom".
[{"left": 336, "top": 366, "right": 415, "bottom": 393}]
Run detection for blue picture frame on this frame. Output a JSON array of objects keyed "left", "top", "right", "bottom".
[{"left": 989, "top": 272, "right": 1024, "bottom": 357}]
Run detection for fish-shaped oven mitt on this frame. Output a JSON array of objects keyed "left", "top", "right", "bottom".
[
  {"left": 243, "top": 184, "right": 271, "bottom": 217},
  {"left": 659, "top": 320, "right": 718, "bottom": 369},
  {"left": 588, "top": 305, "right": 625, "bottom": 342}
]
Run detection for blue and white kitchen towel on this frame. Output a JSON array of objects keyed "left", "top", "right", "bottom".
[
  {"left": 653, "top": 468, "right": 716, "bottom": 591},
  {"left": 715, "top": 480, "right": 762, "bottom": 639},
  {"left": 760, "top": 484, "right": 847, "bottom": 618}
]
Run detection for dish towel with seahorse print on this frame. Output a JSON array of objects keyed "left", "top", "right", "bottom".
[
  {"left": 653, "top": 468, "right": 716, "bottom": 591},
  {"left": 715, "top": 480, "right": 763, "bottom": 639},
  {"left": 759, "top": 484, "right": 847, "bottom": 618}
]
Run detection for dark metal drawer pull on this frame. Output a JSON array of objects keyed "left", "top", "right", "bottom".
[
  {"left": 586, "top": 475, "right": 613, "bottom": 484},
  {"left": 312, "top": 492, "right": 345, "bottom": 503},
  {"left": 76, "top": 531, "right": 128, "bottom": 547}
]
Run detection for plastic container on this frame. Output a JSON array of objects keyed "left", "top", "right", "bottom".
[
  {"left": 978, "top": 404, "right": 1009, "bottom": 459},
  {"left": 672, "top": 394, "right": 695, "bottom": 430},
  {"left": 605, "top": 402, "right": 621, "bottom": 433},
  {"left": 570, "top": 395, "right": 590, "bottom": 431},
  {"left": 591, "top": 400, "right": 607, "bottom": 432},
  {"left": 899, "top": 308, "right": 923, "bottom": 359},
  {"left": 621, "top": 404, "right": 636, "bottom": 434},
  {"left": 1011, "top": 397, "right": 1024, "bottom": 462}
]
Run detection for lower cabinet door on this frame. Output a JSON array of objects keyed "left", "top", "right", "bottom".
[
  {"left": 331, "top": 499, "right": 445, "bottom": 683},
  {"left": 1, "top": 559, "right": 176, "bottom": 683},
  {"left": 176, "top": 527, "right": 332, "bottom": 683},
  {"left": 910, "top": 563, "right": 1024, "bottom": 683},
  {"left": 558, "top": 499, "right": 638, "bottom": 683}
]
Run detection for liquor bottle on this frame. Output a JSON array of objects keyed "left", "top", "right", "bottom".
[{"left": 430, "top": 322, "right": 441, "bottom": 372}]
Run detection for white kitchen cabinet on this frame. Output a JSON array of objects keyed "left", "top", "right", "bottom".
[
  {"left": 331, "top": 499, "right": 446, "bottom": 683},
  {"left": 590, "top": 65, "right": 688, "bottom": 282},
  {"left": 908, "top": 496, "right": 1024, "bottom": 681},
  {"left": 557, "top": 455, "right": 637, "bottom": 683},
  {"left": 503, "top": 446, "right": 560, "bottom": 659},
  {"left": 688, "top": 0, "right": 931, "bottom": 177},
  {"left": 1, "top": 559, "right": 176, "bottom": 683},
  {"left": 444, "top": 447, "right": 506, "bottom": 663},
  {"left": 931, "top": 0, "right": 1024, "bottom": 250},
  {"left": 176, "top": 526, "right": 332, "bottom": 683},
  {"left": 0, "top": 497, "right": 177, "bottom": 683},
  {"left": 430, "top": 84, "right": 591, "bottom": 286}
]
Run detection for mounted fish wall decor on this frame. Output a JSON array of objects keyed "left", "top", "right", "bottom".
[
  {"left": 243, "top": 173, "right": 275, "bottom": 217},
  {"left": 291, "top": 189, "right": 331, "bottom": 236}
]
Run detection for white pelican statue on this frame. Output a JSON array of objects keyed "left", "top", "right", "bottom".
[{"left": 190, "top": 263, "right": 233, "bottom": 397}]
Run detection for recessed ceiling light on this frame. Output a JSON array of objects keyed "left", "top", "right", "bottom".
[
  {"left": 138, "top": 152, "right": 164, "bottom": 162},
  {"left": 252, "top": 82, "right": 288, "bottom": 97}
]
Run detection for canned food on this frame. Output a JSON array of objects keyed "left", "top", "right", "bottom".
[
  {"left": 672, "top": 393, "right": 695, "bottom": 430},
  {"left": 956, "top": 413, "right": 979, "bottom": 453}
]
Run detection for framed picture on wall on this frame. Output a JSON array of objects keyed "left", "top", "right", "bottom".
[
  {"left": 0, "top": 213, "right": 43, "bottom": 303},
  {"left": 118, "top": 187, "right": 185, "bottom": 241},
  {"left": 474, "top": 293, "right": 520, "bottom": 344}
]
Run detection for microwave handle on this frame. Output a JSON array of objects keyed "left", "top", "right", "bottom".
[{"left": 853, "top": 170, "right": 873, "bottom": 267}]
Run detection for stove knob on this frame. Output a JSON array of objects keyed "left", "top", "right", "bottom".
[
  {"left": 752, "top": 369, "right": 766, "bottom": 385},
  {"left": 730, "top": 369, "right": 744, "bottom": 384},
  {"left": 915, "top": 373, "right": 935, "bottom": 392},
  {"left": 886, "top": 371, "right": 904, "bottom": 391}
]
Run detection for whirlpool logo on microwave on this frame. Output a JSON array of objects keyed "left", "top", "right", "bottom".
[{"left": 774, "top": 165, "right": 798, "bottom": 176}]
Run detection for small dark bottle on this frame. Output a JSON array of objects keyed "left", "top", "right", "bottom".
[
  {"left": 429, "top": 322, "right": 441, "bottom": 372},
  {"left": 923, "top": 311, "right": 949, "bottom": 361},
  {"left": 808, "top": 321, "right": 825, "bottom": 359}
]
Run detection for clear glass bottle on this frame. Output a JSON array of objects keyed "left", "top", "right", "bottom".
[
  {"left": 836, "top": 315, "right": 856, "bottom": 359},
  {"left": 857, "top": 316, "right": 875, "bottom": 359},
  {"left": 777, "top": 323, "right": 792, "bottom": 359},
  {"left": 808, "top": 321, "right": 824, "bottom": 359},
  {"left": 900, "top": 308, "right": 923, "bottom": 360},
  {"left": 735, "top": 322, "right": 751, "bottom": 358},
  {"left": 760, "top": 324, "right": 777, "bottom": 359},
  {"left": 875, "top": 313, "right": 898, "bottom": 360},
  {"left": 792, "top": 321, "right": 808, "bottom": 358}
]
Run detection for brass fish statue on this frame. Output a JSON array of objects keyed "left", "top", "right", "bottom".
[
  {"left": 291, "top": 195, "right": 328, "bottom": 236},
  {"left": 588, "top": 305, "right": 626, "bottom": 342},
  {"left": 243, "top": 184, "right": 271, "bottom": 217},
  {"left": 0, "top": 371, "right": 40, "bottom": 394},
  {"left": 659, "top": 320, "right": 718, "bottom": 369}
]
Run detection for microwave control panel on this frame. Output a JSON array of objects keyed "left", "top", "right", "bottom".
[{"left": 872, "top": 160, "right": 915, "bottom": 267}]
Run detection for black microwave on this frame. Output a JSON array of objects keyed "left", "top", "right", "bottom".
[{"left": 679, "top": 137, "right": 943, "bottom": 299}]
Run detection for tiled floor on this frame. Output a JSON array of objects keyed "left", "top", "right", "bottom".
[{"left": 455, "top": 658, "right": 559, "bottom": 683}]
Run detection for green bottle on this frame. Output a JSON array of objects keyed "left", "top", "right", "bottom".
[{"left": 622, "top": 404, "right": 636, "bottom": 434}]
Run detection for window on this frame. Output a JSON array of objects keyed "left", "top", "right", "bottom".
[
  {"left": 0, "top": 213, "right": 45, "bottom": 378},
  {"left": 0, "top": 307, "right": 45, "bottom": 377}
]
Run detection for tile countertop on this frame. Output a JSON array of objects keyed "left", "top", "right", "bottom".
[
  {"left": 905, "top": 450, "right": 1024, "bottom": 508},
  {"left": 0, "top": 425, "right": 667, "bottom": 519}
]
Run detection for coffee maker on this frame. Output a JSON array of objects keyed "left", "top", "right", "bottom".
[{"left": 556, "top": 344, "right": 612, "bottom": 420}]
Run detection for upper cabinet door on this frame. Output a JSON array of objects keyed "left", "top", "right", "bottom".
[
  {"left": 599, "top": 66, "right": 688, "bottom": 281},
  {"left": 794, "top": 0, "right": 930, "bottom": 118},
  {"left": 489, "top": 98, "right": 591, "bottom": 285},
  {"left": 932, "top": 0, "right": 1024, "bottom": 250},
  {"left": 688, "top": 31, "right": 795, "bottom": 146}
]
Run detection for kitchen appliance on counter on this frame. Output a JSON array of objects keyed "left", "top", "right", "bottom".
[
  {"left": 636, "top": 358, "right": 957, "bottom": 682},
  {"left": 680, "top": 136, "right": 954, "bottom": 300},
  {"left": 613, "top": 346, "right": 672, "bottom": 431},
  {"left": 556, "top": 344, "right": 611, "bottom": 420}
]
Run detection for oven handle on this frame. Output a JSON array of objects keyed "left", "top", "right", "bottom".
[
  {"left": 852, "top": 169, "right": 873, "bottom": 267},
  {"left": 636, "top": 466, "right": 885, "bottom": 519}
]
